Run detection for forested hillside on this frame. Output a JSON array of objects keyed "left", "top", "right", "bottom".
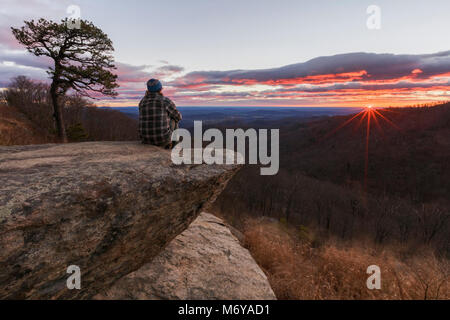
[{"left": 213, "top": 103, "right": 450, "bottom": 299}]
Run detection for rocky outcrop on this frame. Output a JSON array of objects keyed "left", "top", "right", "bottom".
[
  {"left": 0, "top": 142, "right": 239, "bottom": 299},
  {"left": 95, "top": 212, "right": 276, "bottom": 300}
]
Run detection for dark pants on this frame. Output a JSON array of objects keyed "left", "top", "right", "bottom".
[
  {"left": 169, "top": 119, "right": 178, "bottom": 132},
  {"left": 164, "top": 119, "right": 179, "bottom": 149}
]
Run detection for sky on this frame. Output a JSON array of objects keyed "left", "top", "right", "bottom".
[{"left": 0, "top": 0, "right": 449, "bottom": 107}]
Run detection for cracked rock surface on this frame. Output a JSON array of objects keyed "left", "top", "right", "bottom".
[
  {"left": 0, "top": 142, "right": 239, "bottom": 299},
  {"left": 95, "top": 212, "right": 276, "bottom": 300}
]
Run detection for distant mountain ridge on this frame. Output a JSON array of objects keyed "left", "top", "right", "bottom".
[{"left": 103, "top": 106, "right": 363, "bottom": 128}]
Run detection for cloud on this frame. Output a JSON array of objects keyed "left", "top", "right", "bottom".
[
  {"left": 115, "top": 62, "right": 184, "bottom": 83},
  {"left": 0, "top": 27, "right": 23, "bottom": 50},
  {"left": 0, "top": 63, "right": 48, "bottom": 87},
  {"left": 1, "top": 45, "right": 448, "bottom": 107},
  {"left": 153, "top": 64, "right": 184, "bottom": 77},
  {"left": 115, "top": 62, "right": 152, "bottom": 83},
  {"left": 170, "top": 51, "right": 450, "bottom": 88},
  {"left": 160, "top": 51, "right": 449, "bottom": 106},
  {"left": 0, "top": 50, "right": 52, "bottom": 69}
]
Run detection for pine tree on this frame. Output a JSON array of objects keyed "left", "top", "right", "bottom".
[{"left": 12, "top": 18, "right": 119, "bottom": 142}]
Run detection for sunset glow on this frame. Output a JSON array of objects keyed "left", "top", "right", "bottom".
[{"left": 0, "top": 1, "right": 449, "bottom": 107}]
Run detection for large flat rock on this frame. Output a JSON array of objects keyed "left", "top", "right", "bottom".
[
  {"left": 95, "top": 212, "right": 276, "bottom": 300},
  {"left": 0, "top": 142, "right": 239, "bottom": 299}
]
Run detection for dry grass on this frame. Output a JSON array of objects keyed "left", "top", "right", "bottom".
[
  {"left": 0, "top": 104, "right": 55, "bottom": 146},
  {"left": 243, "top": 217, "right": 449, "bottom": 300}
]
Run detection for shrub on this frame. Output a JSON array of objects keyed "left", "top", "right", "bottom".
[{"left": 67, "top": 123, "right": 89, "bottom": 142}]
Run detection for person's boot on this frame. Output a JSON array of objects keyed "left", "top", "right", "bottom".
[{"left": 164, "top": 142, "right": 172, "bottom": 150}]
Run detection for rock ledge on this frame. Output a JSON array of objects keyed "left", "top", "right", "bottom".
[
  {"left": 95, "top": 212, "right": 276, "bottom": 300},
  {"left": 0, "top": 142, "right": 239, "bottom": 299}
]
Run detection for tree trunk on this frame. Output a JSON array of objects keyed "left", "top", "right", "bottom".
[{"left": 50, "top": 81, "right": 67, "bottom": 143}]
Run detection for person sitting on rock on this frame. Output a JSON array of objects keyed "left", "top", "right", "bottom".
[{"left": 138, "top": 78, "right": 182, "bottom": 148}]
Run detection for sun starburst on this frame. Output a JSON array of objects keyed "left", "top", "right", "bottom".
[{"left": 323, "top": 106, "right": 399, "bottom": 192}]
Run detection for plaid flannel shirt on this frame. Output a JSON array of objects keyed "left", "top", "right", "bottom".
[{"left": 138, "top": 92, "right": 182, "bottom": 145}]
